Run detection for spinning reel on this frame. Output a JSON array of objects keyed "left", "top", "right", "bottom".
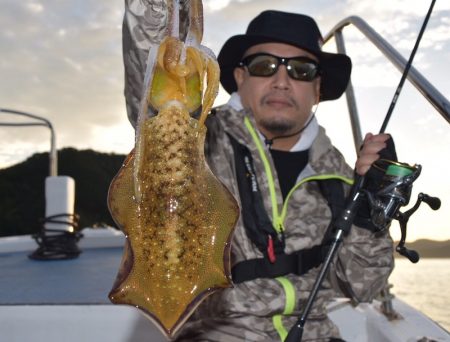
[{"left": 363, "top": 159, "right": 441, "bottom": 263}]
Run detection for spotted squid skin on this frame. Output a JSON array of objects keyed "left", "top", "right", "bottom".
[{"left": 108, "top": 105, "right": 239, "bottom": 337}]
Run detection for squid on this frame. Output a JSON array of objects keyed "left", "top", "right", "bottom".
[{"left": 107, "top": 0, "right": 239, "bottom": 339}]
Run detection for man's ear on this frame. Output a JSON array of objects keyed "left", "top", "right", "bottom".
[
  {"left": 314, "top": 77, "right": 321, "bottom": 104},
  {"left": 233, "top": 67, "right": 245, "bottom": 89}
]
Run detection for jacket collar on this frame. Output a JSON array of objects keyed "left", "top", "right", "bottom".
[{"left": 217, "top": 93, "right": 340, "bottom": 174}]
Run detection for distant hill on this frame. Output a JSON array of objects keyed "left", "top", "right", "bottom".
[
  {"left": 0, "top": 148, "right": 126, "bottom": 237},
  {"left": 397, "top": 239, "right": 450, "bottom": 258}
]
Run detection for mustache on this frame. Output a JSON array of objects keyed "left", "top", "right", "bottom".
[{"left": 260, "top": 92, "right": 299, "bottom": 109}]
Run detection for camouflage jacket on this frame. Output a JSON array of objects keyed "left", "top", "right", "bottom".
[{"left": 172, "top": 104, "right": 394, "bottom": 341}]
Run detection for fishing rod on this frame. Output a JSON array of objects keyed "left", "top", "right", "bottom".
[
  {"left": 379, "top": 0, "right": 436, "bottom": 133},
  {"left": 286, "top": 1, "right": 440, "bottom": 340}
]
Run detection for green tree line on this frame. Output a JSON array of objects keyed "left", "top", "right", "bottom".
[{"left": 0, "top": 148, "right": 126, "bottom": 237}]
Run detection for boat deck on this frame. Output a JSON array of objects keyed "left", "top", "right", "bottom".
[
  {"left": 0, "top": 230, "right": 168, "bottom": 341},
  {"left": 1, "top": 246, "right": 120, "bottom": 305}
]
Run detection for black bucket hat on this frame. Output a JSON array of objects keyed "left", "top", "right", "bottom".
[{"left": 217, "top": 10, "right": 352, "bottom": 101}]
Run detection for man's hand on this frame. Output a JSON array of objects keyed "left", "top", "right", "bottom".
[
  {"left": 353, "top": 133, "right": 397, "bottom": 230},
  {"left": 355, "top": 133, "right": 392, "bottom": 176}
]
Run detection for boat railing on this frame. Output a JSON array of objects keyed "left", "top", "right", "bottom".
[
  {"left": 0, "top": 108, "right": 57, "bottom": 176},
  {"left": 323, "top": 15, "right": 450, "bottom": 153},
  {"left": 323, "top": 15, "right": 450, "bottom": 321}
]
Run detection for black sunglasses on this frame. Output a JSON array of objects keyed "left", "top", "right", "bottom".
[{"left": 239, "top": 53, "right": 321, "bottom": 82}]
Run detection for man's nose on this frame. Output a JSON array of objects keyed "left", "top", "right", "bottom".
[{"left": 271, "top": 65, "right": 291, "bottom": 89}]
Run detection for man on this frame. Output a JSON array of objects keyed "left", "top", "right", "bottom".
[{"left": 123, "top": 6, "right": 394, "bottom": 342}]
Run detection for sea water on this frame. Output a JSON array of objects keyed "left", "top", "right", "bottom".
[{"left": 389, "top": 258, "right": 450, "bottom": 331}]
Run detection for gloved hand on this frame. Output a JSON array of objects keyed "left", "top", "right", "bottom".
[
  {"left": 355, "top": 133, "right": 397, "bottom": 176},
  {"left": 353, "top": 133, "right": 398, "bottom": 231}
]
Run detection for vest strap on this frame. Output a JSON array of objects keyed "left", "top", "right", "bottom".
[{"left": 231, "top": 245, "right": 324, "bottom": 284}]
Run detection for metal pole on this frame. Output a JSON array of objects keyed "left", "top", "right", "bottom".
[
  {"left": 334, "top": 29, "right": 363, "bottom": 151},
  {"left": 0, "top": 108, "right": 57, "bottom": 176},
  {"left": 323, "top": 15, "right": 449, "bottom": 125}
]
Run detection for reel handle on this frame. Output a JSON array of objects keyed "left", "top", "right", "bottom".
[
  {"left": 420, "top": 193, "right": 441, "bottom": 210},
  {"left": 395, "top": 245, "right": 420, "bottom": 263}
]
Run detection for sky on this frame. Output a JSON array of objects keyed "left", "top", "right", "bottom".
[{"left": 0, "top": 0, "right": 449, "bottom": 242}]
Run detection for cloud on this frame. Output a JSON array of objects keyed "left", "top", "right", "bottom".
[
  {"left": 203, "top": 0, "right": 231, "bottom": 12},
  {"left": 1, "top": 0, "right": 449, "bottom": 168},
  {"left": 0, "top": 140, "right": 49, "bottom": 169},
  {"left": 0, "top": 0, "right": 125, "bottom": 157},
  {"left": 26, "top": 2, "right": 44, "bottom": 14}
]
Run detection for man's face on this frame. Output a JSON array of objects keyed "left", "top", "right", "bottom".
[{"left": 234, "top": 42, "right": 321, "bottom": 139}]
